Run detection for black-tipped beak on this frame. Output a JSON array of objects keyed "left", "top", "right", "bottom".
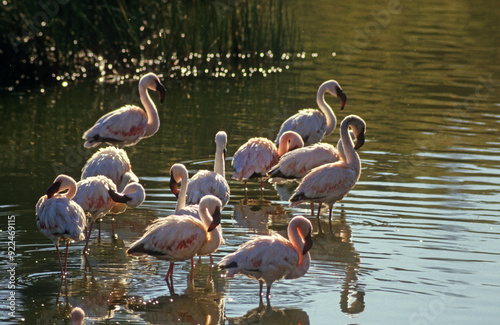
[
  {"left": 337, "top": 88, "right": 347, "bottom": 110},
  {"left": 156, "top": 81, "right": 166, "bottom": 104},
  {"left": 354, "top": 130, "right": 365, "bottom": 150},
  {"left": 169, "top": 172, "right": 179, "bottom": 198},
  {"left": 108, "top": 189, "right": 131, "bottom": 203},
  {"left": 46, "top": 180, "right": 62, "bottom": 199},
  {"left": 302, "top": 229, "right": 313, "bottom": 255},
  {"left": 207, "top": 206, "right": 221, "bottom": 232}
]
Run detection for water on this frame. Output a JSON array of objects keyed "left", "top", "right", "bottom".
[{"left": 1, "top": 0, "right": 500, "bottom": 323}]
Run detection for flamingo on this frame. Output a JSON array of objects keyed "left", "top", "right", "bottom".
[
  {"left": 36, "top": 175, "right": 87, "bottom": 279},
  {"left": 71, "top": 307, "right": 85, "bottom": 325},
  {"left": 127, "top": 195, "right": 222, "bottom": 292},
  {"left": 81, "top": 146, "right": 138, "bottom": 192},
  {"left": 83, "top": 73, "right": 166, "bottom": 148},
  {"left": 232, "top": 131, "right": 304, "bottom": 198},
  {"left": 289, "top": 115, "right": 366, "bottom": 231},
  {"left": 268, "top": 129, "right": 359, "bottom": 180},
  {"left": 218, "top": 216, "right": 313, "bottom": 300},
  {"left": 169, "top": 163, "right": 225, "bottom": 265},
  {"left": 186, "top": 131, "right": 230, "bottom": 207},
  {"left": 275, "top": 80, "right": 347, "bottom": 147},
  {"left": 72, "top": 175, "right": 144, "bottom": 253}
]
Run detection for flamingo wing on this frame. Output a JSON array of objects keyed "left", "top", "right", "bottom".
[
  {"left": 127, "top": 215, "right": 206, "bottom": 261},
  {"left": 81, "top": 146, "right": 131, "bottom": 189},
  {"left": 290, "top": 162, "right": 358, "bottom": 205},
  {"left": 36, "top": 196, "right": 86, "bottom": 243},
  {"left": 83, "top": 105, "right": 148, "bottom": 148},
  {"left": 186, "top": 171, "right": 230, "bottom": 207},
  {"left": 232, "top": 138, "right": 279, "bottom": 180},
  {"left": 73, "top": 176, "right": 116, "bottom": 219},
  {"left": 276, "top": 109, "right": 326, "bottom": 146}
]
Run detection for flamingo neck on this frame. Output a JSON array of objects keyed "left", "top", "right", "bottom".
[
  {"left": 340, "top": 119, "right": 361, "bottom": 174},
  {"left": 175, "top": 170, "right": 189, "bottom": 212},
  {"left": 199, "top": 204, "right": 212, "bottom": 230},
  {"left": 316, "top": 83, "right": 337, "bottom": 137},
  {"left": 214, "top": 145, "right": 225, "bottom": 177},
  {"left": 139, "top": 84, "right": 160, "bottom": 138},
  {"left": 288, "top": 224, "right": 305, "bottom": 265}
]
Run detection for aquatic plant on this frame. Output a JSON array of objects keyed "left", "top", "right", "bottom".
[{"left": 1, "top": 0, "right": 302, "bottom": 90}]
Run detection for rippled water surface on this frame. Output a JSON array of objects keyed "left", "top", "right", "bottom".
[{"left": 1, "top": 0, "right": 500, "bottom": 324}]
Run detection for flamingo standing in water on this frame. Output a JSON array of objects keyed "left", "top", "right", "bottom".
[
  {"left": 275, "top": 80, "right": 347, "bottom": 147},
  {"left": 232, "top": 131, "right": 303, "bottom": 198},
  {"left": 289, "top": 115, "right": 366, "bottom": 231},
  {"left": 127, "top": 195, "right": 222, "bottom": 292},
  {"left": 219, "top": 216, "right": 313, "bottom": 301},
  {"left": 73, "top": 175, "right": 144, "bottom": 253},
  {"left": 186, "top": 131, "right": 230, "bottom": 207},
  {"left": 36, "top": 175, "right": 87, "bottom": 278},
  {"left": 170, "top": 163, "right": 224, "bottom": 265},
  {"left": 81, "top": 146, "right": 138, "bottom": 192},
  {"left": 83, "top": 73, "right": 166, "bottom": 148}
]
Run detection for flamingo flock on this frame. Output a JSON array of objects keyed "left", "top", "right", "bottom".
[{"left": 36, "top": 74, "right": 367, "bottom": 314}]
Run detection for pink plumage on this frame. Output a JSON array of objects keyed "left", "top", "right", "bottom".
[
  {"left": 289, "top": 115, "right": 366, "bottom": 229},
  {"left": 275, "top": 80, "right": 346, "bottom": 147},
  {"left": 36, "top": 175, "right": 87, "bottom": 278},
  {"left": 219, "top": 216, "right": 313, "bottom": 300},
  {"left": 127, "top": 195, "right": 222, "bottom": 292},
  {"left": 83, "top": 73, "right": 165, "bottom": 148}
]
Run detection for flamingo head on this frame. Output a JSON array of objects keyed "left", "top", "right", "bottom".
[
  {"left": 207, "top": 206, "right": 221, "bottom": 232},
  {"left": 46, "top": 179, "right": 62, "bottom": 199},
  {"left": 322, "top": 80, "right": 347, "bottom": 110},
  {"left": 169, "top": 171, "right": 179, "bottom": 198},
  {"left": 140, "top": 73, "right": 166, "bottom": 103},
  {"left": 302, "top": 228, "right": 313, "bottom": 255}
]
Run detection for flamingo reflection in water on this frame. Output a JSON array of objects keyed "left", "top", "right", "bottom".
[{"left": 228, "top": 304, "right": 310, "bottom": 324}]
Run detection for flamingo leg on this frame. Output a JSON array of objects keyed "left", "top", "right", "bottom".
[
  {"left": 63, "top": 241, "right": 70, "bottom": 278},
  {"left": 316, "top": 203, "right": 323, "bottom": 234},
  {"left": 209, "top": 254, "right": 213, "bottom": 267},
  {"left": 266, "top": 283, "right": 272, "bottom": 299},
  {"left": 244, "top": 180, "right": 248, "bottom": 201},
  {"left": 55, "top": 242, "right": 65, "bottom": 278},
  {"left": 98, "top": 218, "right": 101, "bottom": 241},
  {"left": 190, "top": 258, "right": 195, "bottom": 282},
  {"left": 259, "top": 280, "right": 264, "bottom": 297},
  {"left": 260, "top": 180, "right": 264, "bottom": 198},
  {"left": 310, "top": 202, "right": 315, "bottom": 216},
  {"left": 111, "top": 213, "right": 115, "bottom": 237},
  {"left": 83, "top": 219, "right": 96, "bottom": 254},
  {"left": 328, "top": 205, "right": 334, "bottom": 230}
]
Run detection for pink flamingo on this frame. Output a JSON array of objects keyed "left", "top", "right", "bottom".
[
  {"left": 127, "top": 195, "right": 222, "bottom": 293},
  {"left": 219, "top": 216, "right": 313, "bottom": 301},
  {"left": 232, "top": 131, "right": 304, "bottom": 198},
  {"left": 170, "top": 163, "right": 225, "bottom": 265},
  {"left": 83, "top": 73, "right": 166, "bottom": 148},
  {"left": 186, "top": 131, "right": 230, "bottom": 207},
  {"left": 36, "top": 175, "right": 87, "bottom": 278},
  {"left": 275, "top": 80, "right": 346, "bottom": 147},
  {"left": 81, "top": 146, "right": 138, "bottom": 192},
  {"left": 289, "top": 115, "right": 366, "bottom": 231},
  {"left": 73, "top": 175, "right": 144, "bottom": 253}
]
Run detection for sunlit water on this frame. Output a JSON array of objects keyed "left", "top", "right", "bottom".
[{"left": 1, "top": 0, "right": 500, "bottom": 324}]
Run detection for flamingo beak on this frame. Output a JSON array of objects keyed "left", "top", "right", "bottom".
[
  {"left": 302, "top": 229, "right": 313, "bottom": 255},
  {"left": 337, "top": 88, "right": 347, "bottom": 110},
  {"left": 46, "top": 180, "right": 62, "bottom": 199},
  {"left": 156, "top": 81, "right": 166, "bottom": 104},
  {"left": 169, "top": 172, "right": 179, "bottom": 198},
  {"left": 354, "top": 130, "right": 365, "bottom": 150},
  {"left": 207, "top": 207, "right": 221, "bottom": 232},
  {"left": 108, "top": 189, "right": 131, "bottom": 203}
]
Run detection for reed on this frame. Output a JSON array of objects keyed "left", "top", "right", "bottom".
[{"left": 1, "top": 0, "right": 302, "bottom": 90}]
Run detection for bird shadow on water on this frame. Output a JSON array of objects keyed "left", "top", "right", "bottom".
[{"left": 311, "top": 209, "right": 366, "bottom": 316}]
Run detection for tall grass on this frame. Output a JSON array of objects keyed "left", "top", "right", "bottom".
[{"left": 1, "top": 0, "right": 302, "bottom": 90}]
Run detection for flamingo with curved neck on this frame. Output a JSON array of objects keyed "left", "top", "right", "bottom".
[
  {"left": 289, "top": 115, "right": 366, "bottom": 232},
  {"left": 83, "top": 73, "right": 166, "bottom": 148},
  {"left": 219, "top": 216, "right": 313, "bottom": 300},
  {"left": 275, "top": 80, "right": 347, "bottom": 147}
]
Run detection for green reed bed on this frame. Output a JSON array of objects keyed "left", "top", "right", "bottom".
[{"left": 1, "top": 0, "right": 302, "bottom": 90}]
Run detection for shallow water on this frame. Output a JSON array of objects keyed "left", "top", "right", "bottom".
[{"left": 1, "top": 0, "right": 500, "bottom": 324}]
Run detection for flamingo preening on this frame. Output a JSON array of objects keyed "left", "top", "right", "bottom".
[
  {"left": 83, "top": 73, "right": 166, "bottom": 148},
  {"left": 275, "top": 80, "right": 346, "bottom": 147},
  {"left": 219, "top": 216, "right": 313, "bottom": 301},
  {"left": 36, "top": 175, "right": 87, "bottom": 278},
  {"left": 289, "top": 115, "right": 366, "bottom": 232}
]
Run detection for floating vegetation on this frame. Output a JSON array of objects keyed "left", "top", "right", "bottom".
[{"left": 1, "top": 0, "right": 303, "bottom": 90}]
